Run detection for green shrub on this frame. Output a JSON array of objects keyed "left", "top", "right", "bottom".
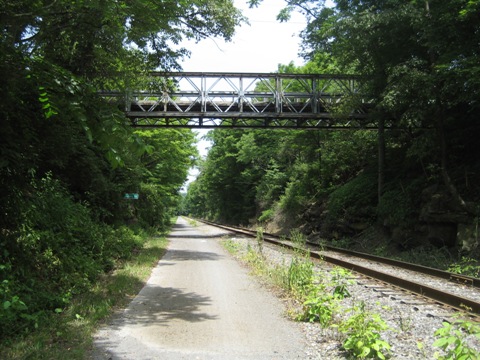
[
  {"left": 339, "top": 302, "right": 391, "bottom": 359},
  {"left": 325, "top": 172, "right": 377, "bottom": 234},
  {"left": 0, "top": 174, "right": 142, "bottom": 339},
  {"left": 284, "top": 256, "right": 314, "bottom": 297},
  {"left": 297, "top": 284, "right": 340, "bottom": 327},
  {"left": 297, "top": 267, "right": 352, "bottom": 327},
  {"left": 433, "top": 317, "right": 480, "bottom": 360},
  {"left": 136, "top": 182, "right": 173, "bottom": 231},
  {"left": 377, "top": 188, "right": 413, "bottom": 226},
  {"left": 331, "top": 267, "right": 354, "bottom": 299},
  {"left": 290, "top": 228, "right": 308, "bottom": 248},
  {"left": 448, "top": 257, "right": 480, "bottom": 278},
  {"left": 258, "top": 208, "right": 274, "bottom": 223},
  {"left": 395, "top": 245, "right": 453, "bottom": 270},
  {"left": 278, "top": 179, "right": 308, "bottom": 217},
  {"left": 377, "top": 178, "right": 424, "bottom": 228},
  {"left": 0, "top": 268, "right": 32, "bottom": 338}
]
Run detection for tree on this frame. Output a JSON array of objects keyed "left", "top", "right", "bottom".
[
  {"left": 293, "top": 1, "right": 479, "bottom": 205},
  {"left": 135, "top": 129, "right": 198, "bottom": 229},
  {"left": 2, "top": 0, "right": 245, "bottom": 75},
  {"left": 0, "top": 0, "right": 247, "bottom": 225}
]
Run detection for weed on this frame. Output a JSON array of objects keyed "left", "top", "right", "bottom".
[
  {"left": 396, "top": 313, "right": 414, "bottom": 333},
  {"left": 394, "top": 245, "right": 453, "bottom": 270},
  {"left": 373, "top": 244, "right": 388, "bottom": 257},
  {"left": 296, "top": 268, "right": 354, "bottom": 327},
  {"left": 290, "top": 229, "right": 307, "bottom": 249},
  {"left": 331, "top": 267, "right": 354, "bottom": 299},
  {"left": 339, "top": 301, "right": 391, "bottom": 359},
  {"left": 448, "top": 257, "right": 480, "bottom": 278},
  {"left": 417, "top": 342, "right": 430, "bottom": 359},
  {"left": 433, "top": 315, "right": 480, "bottom": 360},
  {"left": 186, "top": 218, "right": 198, "bottom": 226},
  {"left": 243, "top": 245, "right": 267, "bottom": 276},
  {"left": 284, "top": 256, "right": 315, "bottom": 298},
  {"left": 256, "top": 227, "right": 264, "bottom": 256},
  {"left": 222, "top": 238, "right": 241, "bottom": 255},
  {"left": 0, "top": 233, "right": 168, "bottom": 359},
  {"left": 258, "top": 209, "right": 274, "bottom": 224},
  {"left": 331, "top": 237, "right": 353, "bottom": 249},
  {"left": 297, "top": 284, "right": 341, "bottom": 327}
]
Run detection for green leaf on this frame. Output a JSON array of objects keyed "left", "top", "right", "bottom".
[
  {"left": 360, "top": 346, "right": 371, "bottom": 357},
  {"left": 433, "top": 338, "right": 448, "bottom": 348},
  {"left": 447, "top": 336, "right": 458, "bottom": 345}
]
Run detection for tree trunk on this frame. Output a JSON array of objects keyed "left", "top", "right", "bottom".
[
  {"left": 377, "top": 116, "right": 385, "bottom": 204},
  {"left": 436, "top": 115, "right": 473, "bottom": 215}
]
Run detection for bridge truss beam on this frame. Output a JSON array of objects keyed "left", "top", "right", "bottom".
[{"left": 100, "top": 72, "right": 372, "bottom": 129}]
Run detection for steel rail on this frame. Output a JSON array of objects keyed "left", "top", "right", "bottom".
[
  {"left": 319, "top": 244, "right": 480, "bottom": 288},
  {"left": 198, "top": 219, "right": 480, "bottom": 316}
]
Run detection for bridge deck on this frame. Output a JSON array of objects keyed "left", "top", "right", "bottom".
[{"left": 100, "top": 72, "right": 372, "bottom": 129}]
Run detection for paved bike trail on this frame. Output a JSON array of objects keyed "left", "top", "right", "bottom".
[{"left": 91, "top": 217, "right": 308, "bottom": 359}]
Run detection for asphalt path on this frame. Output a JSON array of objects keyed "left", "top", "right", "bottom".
[{"left": 91, "top": 217, "right": 308, "bottom": 359}]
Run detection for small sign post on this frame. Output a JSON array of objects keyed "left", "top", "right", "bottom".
[{"left": 123, "top": 193, "right": 139, "bottom": 200}]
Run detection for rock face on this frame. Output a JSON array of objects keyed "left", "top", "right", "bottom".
[
  {"left": 458, "top": 223, "right": 480, "bottom": 252},
  {"left": 419, "top": 185, "right": 472, "bottom": 248},
  {"left": 283, "top": 183, "right": 478, "bottom": 253}
]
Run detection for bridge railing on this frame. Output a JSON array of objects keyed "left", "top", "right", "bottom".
[{"left": 99, "top": 72, "right": 371, "bottom": 129}]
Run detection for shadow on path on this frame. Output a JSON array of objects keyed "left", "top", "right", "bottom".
[
  {"left": 167, "top": 233, "right": 232, "bottom": 239},
  {"left": 106, "top": 285, "right": 217, "bottom": 331},
  {"left": 163, "top": 248, "right": 223, "bottom": 262}
]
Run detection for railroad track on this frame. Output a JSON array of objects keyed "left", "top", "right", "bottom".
[{"left": 197, "top": 219, "right": 480, "bottom": 320}]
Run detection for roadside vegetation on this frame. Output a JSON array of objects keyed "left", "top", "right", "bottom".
[{"left": 1, "top": 231, "right": 169, "bottom": 359}]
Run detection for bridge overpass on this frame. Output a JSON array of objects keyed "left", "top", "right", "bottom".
[{"left": 100, "top": 72, "right": 372, "bottom": 129}]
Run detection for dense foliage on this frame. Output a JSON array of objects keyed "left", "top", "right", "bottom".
[
  {"left": 185, "top": 1, "right": 480, "bottom": 260},
  {"left": 1, "top": 0, "right": 243, "bottom": 340}
]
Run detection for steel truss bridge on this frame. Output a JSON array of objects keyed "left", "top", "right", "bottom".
[{"left": 100, "top": 72, "right": 372, "bottom": 129}]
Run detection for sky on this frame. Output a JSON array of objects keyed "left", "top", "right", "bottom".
[
  {"left": 180, "top": 0, "right": 307, "bottom": 74},
  {"left": 180, "top": 0, "right": 308, "bottom": 187}
]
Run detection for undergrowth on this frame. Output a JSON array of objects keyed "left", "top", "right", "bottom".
[
  {"left": 338, "top": 302, "right": 391, "bottom": 359},
  {"left": 222, "top": 238, "right": 241, "bottom": 255},
  {"left": 0, "top": 229, "right": 169, "bottom": 359},
  {"left": 433, "top": 313, "right": 480, "bottom": 360},
  {"left": 230, "top": 233, "right": 392, "bottom": 358}
]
